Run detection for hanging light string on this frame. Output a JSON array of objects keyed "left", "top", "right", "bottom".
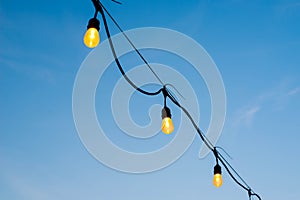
[
  {"left": 88, "top": 1, "right": 262, "bottom": 199},
  {"left": 95, "top": 0, "right": 163, "bottom": 96},
  {"left": 164, "top": 86, "right": 262, "bottom": 200},
  {"left": 93, "top": 0, "right": 165, "bottom": 89}
]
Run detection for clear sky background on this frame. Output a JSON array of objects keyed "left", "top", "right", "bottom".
[{"left": 1, "top": 0, "right": 300, "bottom": 199}]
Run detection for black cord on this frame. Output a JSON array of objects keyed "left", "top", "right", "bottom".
[
  {"left": 252, "top": 193, "right": 262, "bottom": 200},
  {"left": 164, "top": 88, "right": 214, "bottom": 151},
  {"left": 111, "top": 0, "right": 122, "bottom": 5},
  {"left": 97, "top": 0, "right": 165, "bottom": 86},
  {"left": 92, "top": 0, "right": 162, "bottom": 96},
  {"left": 89, "top": 1, "right": 262, "bottom": 199},
  {"left": 215, "top": 146, "right": 233, "bottom": 160},
  {"left": 163, "top": 73, "right": 263, "bottom": 200},
  {"left": 218, "top": 152, "right": 250, "bottom": 188}
]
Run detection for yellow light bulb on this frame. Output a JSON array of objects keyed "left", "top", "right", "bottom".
[
  {"left": 162, "top": 117, "right": 174, "bottom": 134},
  {"left": 84, "top": 28, "right": 100, "bottom": 48},
  {"left": 213, "top": 173, "right": 223, "bottom": 188}
]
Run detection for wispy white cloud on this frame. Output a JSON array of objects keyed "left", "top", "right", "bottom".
[
  {"left": 231, "top": 81, "right": 300, "bottom": 129},
  {"left": 0, "top": 55, "right": 57, "bottom": 84},
  {"left": 243, "top": 106, "right": 261, "bottom": 125},
  {"left": 7, "top": 175, "right": 54, "bottom": 200},
  {"left": 233, "top": 105, "right": 261, "bottom": 127},
  {"left": 0, "top": 10, "right": 81, "bottom": 84},
  {"left": 288, "top": 86, "right": 300, "bottom": 96},
  {"left": 0, "top": 155, "right": 54, "bottom": 200}
]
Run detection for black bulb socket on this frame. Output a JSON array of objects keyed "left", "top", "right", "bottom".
[
  {"left": 214, "top": 164, "right": 222, "bottom": 175},
  {"left": 87, "top": 18, "right": 100, "bottom": 31},
  {"left": 162, "top": 106, "right": 171, "bottom": 119}
]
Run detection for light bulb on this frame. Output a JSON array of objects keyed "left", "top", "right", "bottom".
[
  {"left": 161, "top": 106, "right": 174, "bottom": 134},
  {"left": 213, "top": 164, "right": 223, "bottom": 188},
  {"left": 84, "top": 28, "right": 100, "bottom": 48},
  {"left": 84, "top": 18, "right": 100, "bottom": 48},
  {"left": 213, "top": 173, "right": 223, "bottom": 188},
  {"left": 162, "top": 117, "right": 174, "bottom": 134}
]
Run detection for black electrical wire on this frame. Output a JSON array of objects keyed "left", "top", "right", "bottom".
[
  {"left": 163, "top": 87, "right": 215, "bottom": 150},
  {"left": 111, "top": 0, "right": 122, "bottom": 5},
  {"left": 219, "top": 152, "right": 251, "bottom": 188},
  {"left": 165, "top": 87, "right": 262, "bottom": 199},
  {"left": 92, "top": 0, "right": 162, "bottom": 96},
  {"left": 88, "top": 1, "right": 262, "bottom": 199},
  {"left": 93, "top": 0, "right": 165, "bottom": 87}
]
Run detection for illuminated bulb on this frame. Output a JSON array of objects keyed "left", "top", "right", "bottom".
[
  {"left": 213, "top": 173, "right": 223, "bottom": 188},
  {"left": 84, "top": 18, "right": 100, "bottom": 48},
  {"left": 162, "top": 117, "right": 174, "bottom": 134},
  {"left": 213, "top": 164, "right": 223, "bottom": 188},
  {"left": 84, "top": 28, "right": 100, "bottom": 48},
  {"left": 161, "top": 106, "right": 174, "bottom": 134}
]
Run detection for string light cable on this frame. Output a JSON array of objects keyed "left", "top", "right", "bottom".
[
  {"left": 82, "top": 1, "right": 262, "bottom": 199},
  {"left": 91, "top": 0, "right": 165, "bottom": 97}
]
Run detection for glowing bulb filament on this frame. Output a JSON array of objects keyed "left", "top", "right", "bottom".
[
  {"left": 161, "top": 106, "right": 174, "bottom": 134},
  {"left": 162, "top": 117, "right": 174, "bottom": 134},
  {"left": 213, "top": 164, "right": 223, "bottom": 188},
  {"left": 84, "top": 28, "right": 100, "bottom": 48},
  {"left": 213, "top": 173, "right": 223, "bottom": 188}
]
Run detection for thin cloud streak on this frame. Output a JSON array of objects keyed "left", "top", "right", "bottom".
[
  {"left": 0, "top": 56, "right": 56, "bottom": 84},
  {"left": 231, "top": 82, "right": 300, "bottom": 129},
  {"left": 243, "top": 106, "right": 261, "bottom": 125},
  {"left": 288, "top": 86, "right": 300, "bottom": 96},
  {"left": 233, "top": 105, "right": 261, "bottom": 127}
]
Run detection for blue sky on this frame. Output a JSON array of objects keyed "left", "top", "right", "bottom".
[{"left": 1, "top": 0, "right": 300, "bottom": 199}]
